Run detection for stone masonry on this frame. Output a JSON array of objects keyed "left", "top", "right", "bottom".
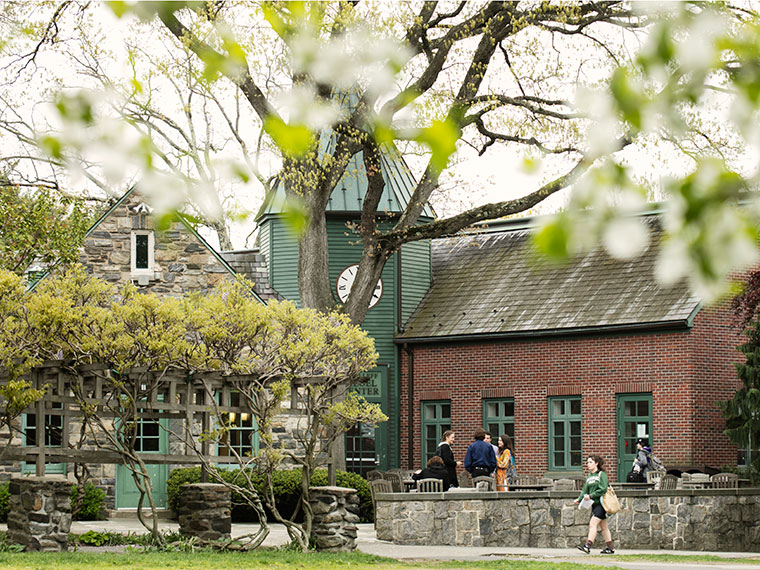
[
  {"left": 178, "top": 483, "right": 231, "bottom": 541},
  {"left": 309, "top": 486, "right": 360, "bottom": 552},
  {"left": 7, "top": 476, "right": 74, "bottom": 551},
  {"left": 376, "top": 488, "right": 760, "bottom": 552}
]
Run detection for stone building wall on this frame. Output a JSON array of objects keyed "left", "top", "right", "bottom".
[
  {"left": 78, "top": 192, "right": 233, "bottom": 295},
  {"left": 376, "top": 489, "right": 760, "bottom": 552}
]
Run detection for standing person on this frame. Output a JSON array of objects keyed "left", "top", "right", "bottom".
[
  {"left": 574, "top": 455, "right": 615, "bottom": 555},
  {"left": 464, "top": 428, "right": 497, "bottom": 478},
  {"left": 484, "top": 433, "right": 499, "bottom": 475},
  {"left": 436, "top": 430, "right": 462, "bottom": 488},
  {"left": 495, "top": 434, "right": 515, "bottom": 491},
  {"left": 632, "top": 438, "right": 651, "bottom": 479},
  {"left": 412, "top": 455, "right": 451, "bottom": 491}
]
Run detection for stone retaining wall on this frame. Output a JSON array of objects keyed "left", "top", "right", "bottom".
[
  {"left": 309, "top": 486, "right": 360, "bottom": 552},
  {"left": 7, "top": 476, "right": 74, "bottom": 551},
  {"left": 376, "top": 488, "right": 760, "bottom": 552},
  {"left": 178, "top": 483, "right": 231, "bottom": 541}
]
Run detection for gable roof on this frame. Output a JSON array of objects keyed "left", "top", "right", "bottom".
[
  {"left": 396, "top": 215, "right": 701, "bottom": 342},
  {"left": 29, "top": 186, "right": 266, "bottom": 304}
]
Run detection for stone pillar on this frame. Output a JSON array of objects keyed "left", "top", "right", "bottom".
[
  {"left": 177, "top": 483, "right": 231, "bottom": 541},
  {"left": 7, "top": 476, "right": 74, "bottom": 552},
  {"left": 309, "top": 486, "right": 360, "bottom": 552}
]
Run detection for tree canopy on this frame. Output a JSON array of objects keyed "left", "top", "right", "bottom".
[
  {"left": 1, "top": 2, "right": 759, "bottom": 322},
  {"left": 0, "top": 184, "right": 93, "bottom": 275}
]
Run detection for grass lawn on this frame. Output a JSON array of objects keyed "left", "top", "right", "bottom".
[{"left": 0, "top": 550, "right": 619, "bottom": 570}]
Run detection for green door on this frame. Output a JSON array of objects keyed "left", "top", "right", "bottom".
[
  {"left": 616, "top": 393, "right": 652, "bottom": 481},
  {"left": 346, "top": 366, "right": 388, "bottom": 474},
  {"left": 116, "top": 416, "right": 169, "bottom": 509}
]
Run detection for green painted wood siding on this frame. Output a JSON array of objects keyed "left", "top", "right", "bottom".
[
  {"left": 400, "top": 240, "right": 431, "bottom": 325},
  {"left": 265, "top": 219, "right": 301, "bottom": 306},
  {"left": 258, "top": 224, "right": 271, "bottom": 282},
  {"left": 326, "top": 218, "right": 401, "bottom": 468}
]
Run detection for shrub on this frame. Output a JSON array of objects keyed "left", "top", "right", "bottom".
[
  {"left": 70, "top": 482, "right": 107, "bottom": 521},
  {"left": 167, "top": 467, "right": 372, "bottom": 522},
  {"left": 0, "top": 481, "right": 8, "bottom": 523}
]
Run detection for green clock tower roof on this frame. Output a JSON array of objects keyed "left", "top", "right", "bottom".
[
  {"left": 256, "top": 141, "right": 434, "bottom": 219},
  {"left": 257, "top": 90, "right": 434, "bottom": 220}
]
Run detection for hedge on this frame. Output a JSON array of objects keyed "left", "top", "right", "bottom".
[{"left": 167, "top": 467, "right": 373, "bottom": 523}]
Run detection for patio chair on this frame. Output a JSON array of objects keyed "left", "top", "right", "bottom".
[
  {"left": 369, "top": 479, "right": 393, "bottom": 528},
  {"left": 458, "top": 471, "right": 473, "bottom": 488},
  {"left": 380, "top": 471, "right": 404, "bottom": 493},
  {"left": 682, "top": 472, "right": 710, "bottom": 489},
  {"left": 573, "top": 478, "right": 586, "bottom": 491},
  {"left": 512, "top": 475, "right": 538, "bottom": 486},
  {"left": 710, "top": 472, "right": 739, "bottom": 488},
  {"left": 416, "top": 478, "right": 443, "bottom": 492},
  {"left": 658, "top": 474, "right": 678, "bottom": 490},
  {"left": 646, "top": 470, "right": 666, "bottom": 485},
  {"left": 366, "top": 469, "right": 384, "bottom": 482},
  {"left": 472, "top": 476, "right": 495, "bottom": 490},
  {"left": 552, "top": 478, "right": 575, "bottom": 491}
]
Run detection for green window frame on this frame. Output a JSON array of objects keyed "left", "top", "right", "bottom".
[
  {"left": 548, "top": 396, "right": 582, "bottom": 471},
  {"left": 483, "top": 398, "right": 515, "bottom": 445},
  {"left": 421, "top": 400, "right": 451, "bottom": 464},
  {"left": 22, "top": 403, "right": 65, "bottom": 475}
]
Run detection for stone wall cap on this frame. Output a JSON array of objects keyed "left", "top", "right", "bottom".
[
  {"left": 181, "top": 483, "right": 228, "bottom": 490},
  {"left": 309, "top": 486, "right": 355, "bottom": 494},
  {"left": 11, "top": 476, "right": 71, "bottom": 484}
]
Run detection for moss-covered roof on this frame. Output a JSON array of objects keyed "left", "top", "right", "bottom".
[{"left": 397, "top": 216, "right": 700, "bottom": 341}]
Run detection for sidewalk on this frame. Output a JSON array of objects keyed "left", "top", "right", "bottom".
[{"left": 3, "top": 518, "right": 760, "bottom": 569}]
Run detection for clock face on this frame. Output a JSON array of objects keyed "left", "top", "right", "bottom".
[{"left": 336, "top": 264, "right": 383, "bottom": 309}]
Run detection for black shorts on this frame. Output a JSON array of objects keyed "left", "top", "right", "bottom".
[
  {"left": 592, "top": 502, "right": 607, "bottom": 520},
  {"left": 470, "top": 467, "right": 492, "bottom": 478}
]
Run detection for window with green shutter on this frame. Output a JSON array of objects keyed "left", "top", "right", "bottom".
[
  {"left": 421, "top": 401, "right": 451, "bottom": 464},
  {"left": 483, "top": 398, "right": 515, "bottom": 445},
  {"left": 549, "top": 396, "right": 582, "bottom": 471}
]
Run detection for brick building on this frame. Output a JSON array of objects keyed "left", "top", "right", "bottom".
[{"left": 395, "top": 215, "right": 744, "bottom": 481}]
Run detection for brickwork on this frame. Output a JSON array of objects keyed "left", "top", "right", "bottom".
[{"left": 400, "top": 306, "right": 743, "bottom": 480}]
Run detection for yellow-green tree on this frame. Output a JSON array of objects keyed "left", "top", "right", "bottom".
[{"left": 186, "top": 279, "right": 383, "bottom": 550}]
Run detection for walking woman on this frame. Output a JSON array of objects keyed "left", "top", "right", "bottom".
[
  {"left": 574, "top": 455, "right": 615, "bottom": 554},
  {"left": 495, "top": 434, "right": 514, "bottom": 491}
]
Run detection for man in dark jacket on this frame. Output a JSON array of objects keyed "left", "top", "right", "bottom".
[
  {"left": 464, "top": 428, "right": 497, "bottom": 478},
  {"left": 412, "top": 455, "right": 451, "bottom": 491}
]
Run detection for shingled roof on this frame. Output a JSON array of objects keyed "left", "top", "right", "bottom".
[{"left": 396, "top": 215, "right": 701, "bottom": 342}]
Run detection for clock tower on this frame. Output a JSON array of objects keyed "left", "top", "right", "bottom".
[{"left": 255, "top": 126, "right": 433, "bottom": 473}]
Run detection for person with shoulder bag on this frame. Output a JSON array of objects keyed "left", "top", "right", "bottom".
[{"left": 573, "top": 454, "right": 616, "bottom": 555}]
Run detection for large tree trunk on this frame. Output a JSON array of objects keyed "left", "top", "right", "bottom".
[{"left": 297, "top": 200, "right": 335, "bottom": 313}]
